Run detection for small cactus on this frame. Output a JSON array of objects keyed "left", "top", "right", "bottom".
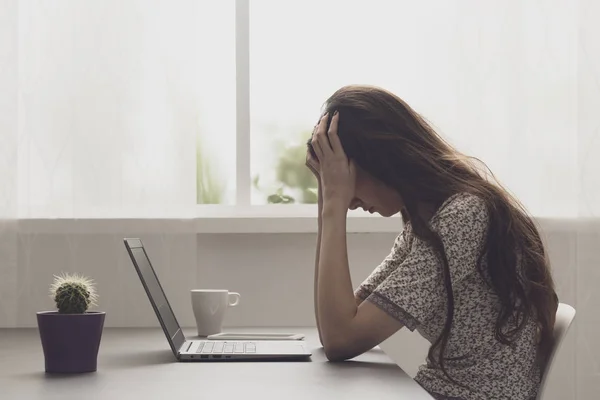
[{"left": 49, "top": 273, "right": 98, "bottom": 314}]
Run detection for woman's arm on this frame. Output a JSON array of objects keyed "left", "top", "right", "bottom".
[
  {"left": 311, "top": 111, "right": 402, "bottom": 361},
  {"left": 306, "top": 145, "right": 325, "bottom": 345},
  {"left": 314, "top": 179, "right": 324, "bottom": 345},
  {"left": 317, "top": 204, "right": 403, "bottom": 361},
  {"left": 317, "top": 205, "right": 357, "bottom": 343}
]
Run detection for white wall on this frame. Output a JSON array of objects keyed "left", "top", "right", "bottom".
[{"left": 3, "top": 222, "right": 597, "bottom": 399}]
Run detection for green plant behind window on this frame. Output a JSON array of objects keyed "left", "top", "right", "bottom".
[{"left": 259, "top": 130, "right": 317, "bottom": 204}]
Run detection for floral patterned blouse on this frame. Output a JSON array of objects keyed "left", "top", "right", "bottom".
[{"left": 355, "top": 193, "right": 541, "bottom": 400}]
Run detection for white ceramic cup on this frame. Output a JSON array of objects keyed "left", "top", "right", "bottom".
[{"left": 190, "top": 289, "right": 241, "bottom": 337}]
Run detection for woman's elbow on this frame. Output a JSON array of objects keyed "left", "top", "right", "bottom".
[{"left": 322, "top": 341, "right": 355, "bottom": 362}]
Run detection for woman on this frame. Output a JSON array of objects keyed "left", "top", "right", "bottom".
[{"left": 306, "top": 85, "right": 558, "bottom": 400}]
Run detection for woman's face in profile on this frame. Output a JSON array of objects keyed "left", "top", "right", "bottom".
[{"left": 349, "top": 165, "right": 403, "bottom": 217}]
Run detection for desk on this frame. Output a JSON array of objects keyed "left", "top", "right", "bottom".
[{"left": 0, "top": 328, "right": 433, "bottom": 399}]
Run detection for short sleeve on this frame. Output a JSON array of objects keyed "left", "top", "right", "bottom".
[
  {"left": 354, "top": 226, "right": 411, "bottom": 301},
  {"left": 365, "top": 193, "right": 489, "bottom": 331}
]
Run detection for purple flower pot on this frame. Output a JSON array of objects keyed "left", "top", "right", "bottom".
[{"left": 36, "top": 311, "right": 105, "bottom": 373}]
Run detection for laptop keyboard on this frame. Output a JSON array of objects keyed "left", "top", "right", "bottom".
[{"left": 195, "top": 341, "right": 256, "bottom": 354}]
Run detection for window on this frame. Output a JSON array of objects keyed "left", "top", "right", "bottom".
[
  {"left": 15, "top": 0, "right": 582, "bottom": 218},
  {"left": 248, "top": 0, "right": 455, "bottom": 205},
  {"left": 242, "top": 0, "right": 580, "bottom": 217},
  {"left": 18, "top": 0, "right": 236, "bottom": 217}
]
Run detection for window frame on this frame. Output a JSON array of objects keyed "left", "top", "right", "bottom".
[{"left": 194, "top": 0, "right": 391, "bottom": 230}]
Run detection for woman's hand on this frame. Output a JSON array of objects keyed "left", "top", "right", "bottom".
[
  {"left": 311, "top": 111, "right": 355, "bottom": 211},
  {"left": 306, "top": 148, "right": 320, "bottom": 179},
  {"left": 306, "top": 119, "right": 321, "bottom": 178}
]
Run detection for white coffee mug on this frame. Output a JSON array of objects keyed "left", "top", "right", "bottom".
[{"left": 190, "top": 289, "right": 241, "bottom": 337}]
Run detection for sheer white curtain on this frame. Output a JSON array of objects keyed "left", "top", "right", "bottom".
[
  {"left": 574, "top": 1, "right": 600, "bottom": 398},
  {"left": 579, "top": 0, "right": 600, "bottom": 219},
  {"left": 0, "top": 0, "right": 211, "bottom": 327},
  {"left": 0, "top": 0, "right": 19, "bottom": 327},
  {"left": 15, "top": 0, "right": 201, "bottom": 218},
  {"left": 249, "top": 0, "right": 592, "bottom": 217},
  {"left": 5, "top": 0, "right": 598, "bottom": 219}
]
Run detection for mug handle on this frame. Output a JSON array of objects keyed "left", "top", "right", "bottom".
[{"left": 228, "top": 292, "right": 241, "bottom": 307}]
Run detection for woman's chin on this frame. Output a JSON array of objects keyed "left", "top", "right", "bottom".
[{"left": 377, "top": 208, "right": 401, "bottom": 218}]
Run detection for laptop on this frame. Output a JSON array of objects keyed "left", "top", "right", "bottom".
[{"left": 124, "top": 238, "right": 312, "bottom": 361}]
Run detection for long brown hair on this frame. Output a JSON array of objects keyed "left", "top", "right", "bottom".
[{"left": 314, "top": 85, "right": 557, "bottom": 383}]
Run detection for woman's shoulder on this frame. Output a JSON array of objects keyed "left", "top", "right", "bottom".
[
  {"left": 440, "top": 192, "right": 486, "bottom": 212},
  {"left": 435, "top": 192, "right": 487, "bottom": 221},
  {"left": 430, "top": 192, "right": 489, "bottom": 235}
]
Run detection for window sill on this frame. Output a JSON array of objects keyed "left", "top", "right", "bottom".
[
  {"left": 16, "top": 214, "right": 404, "bottom": 234},
  {"left": 14, "top": 213, "right": 597, "bottom": 234}
]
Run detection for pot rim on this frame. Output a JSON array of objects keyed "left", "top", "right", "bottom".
[{"left": 36, "top": 311, "right": 106, "bottom": 316}]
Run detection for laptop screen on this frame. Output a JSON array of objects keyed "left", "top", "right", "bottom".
[{"left": 124, "top": 239, "right": 185, "bottom": 356}]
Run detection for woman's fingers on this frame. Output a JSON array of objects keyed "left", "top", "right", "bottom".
[
  {"left": 327, "top": 111, "right": 344, "bottom": 155},
  {"left": 315, "top": 112, "right": 334, "bottom": 156},
  {"left": 311, "top": 133, "right": 325, "bottom": 162},
  {"left": 306, "top": 149, "right": 320, "bottom": 174},
  {"left": 311, "top": 113, "right": 327, "bottom": 160},
  {"left": 307, "top": 149, "right": 320, "bottom": 165}
]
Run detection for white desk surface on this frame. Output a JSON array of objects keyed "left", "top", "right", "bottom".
[{"left": 0, "top": 327, "right": 433, "bottom": 400}]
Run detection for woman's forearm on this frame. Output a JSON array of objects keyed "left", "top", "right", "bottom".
[
  {"left": 314, "top": 181, "right": 324, "bottom": 344},
  {"left": 317, "top": 203, "right": 358, "bottom": 348}
]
